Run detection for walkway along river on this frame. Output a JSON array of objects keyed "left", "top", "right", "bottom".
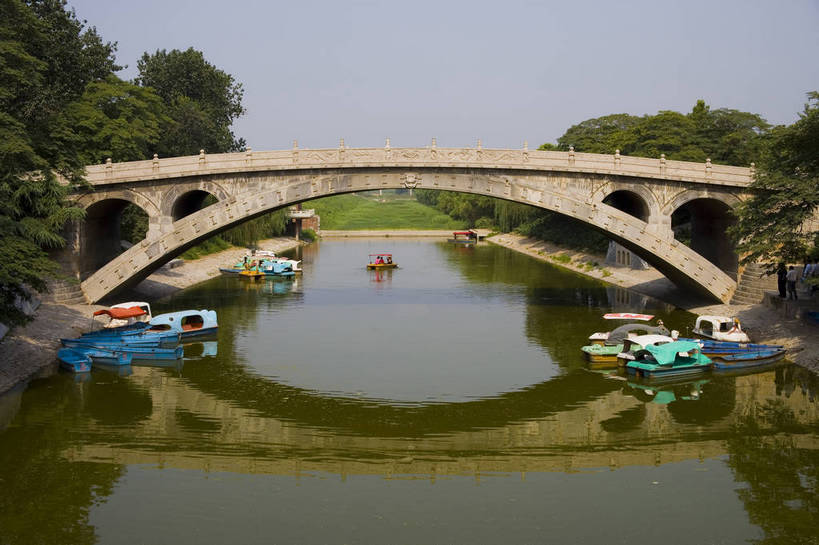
[{"left": 0, "top": 238, "right": 817, "bottom": 544}]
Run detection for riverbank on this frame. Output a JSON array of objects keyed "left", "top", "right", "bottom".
[
  {"left": 489, "top": 233, "right": 819, "bottom": 374},
  {"left": 0, "top": 237, "right": 301, "bottom": 395}
]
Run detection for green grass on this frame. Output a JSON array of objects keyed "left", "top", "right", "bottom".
[
  {"left": 307, "top": 193, "right": 467, "bottom": 230},
  {"left": 180, "top": 236, "right": 232, "bottom": 260}
]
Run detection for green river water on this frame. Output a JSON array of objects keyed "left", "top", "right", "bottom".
[{"left": 0, "top": 239, "right": 817, "bottom": 544}]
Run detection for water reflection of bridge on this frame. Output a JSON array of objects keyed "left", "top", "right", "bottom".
[{"left": 64, "top": 367, "right": 819, "bottom": 477}]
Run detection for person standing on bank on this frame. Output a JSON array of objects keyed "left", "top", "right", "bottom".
[
  {"left": 777, "top": 263, "right": 788, "bottom": 298},
  {"left": 786, "top": 265, "right": 799, "bottom": 300}
]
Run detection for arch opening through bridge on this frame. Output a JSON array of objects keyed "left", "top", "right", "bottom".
[
  {"left": 672, "top": 198, "right": 738, "bottom": 278},
  {"left": 81, "top": 199, "right": 150, "bottom": 279}
]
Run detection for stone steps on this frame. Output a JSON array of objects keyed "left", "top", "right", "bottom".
[
  {"left": 46, "top": 279, "right": 87, "bottom": 305},
  {"left": 729, "top": 263, "right": 777, "bottom": 305}
]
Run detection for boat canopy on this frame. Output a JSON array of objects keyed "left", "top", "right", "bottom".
[
  {"left": 369, "top": 254, "right": 393, "bottom": 257},
  {"left": 607, "top": 323, "right": 670, "bottom": 345},
  {"left": 603, "top": 313, "right": 654, "bottom": 321},
  {"left": 93, "top": 307, "right": 147, "bottom": 319},
  {"left": 645, "top": 341, "right": 701, "bottom": 364},
  {"left": 628, "top": 334, "right": 674, "bottom": 348}
]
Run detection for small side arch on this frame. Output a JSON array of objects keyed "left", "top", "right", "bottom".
[
  {"left": 76, "top": 188, "right": 160, "bottom": 217},
  {"left": 161, "top": 181, "right": 231, "bottom": 221}
]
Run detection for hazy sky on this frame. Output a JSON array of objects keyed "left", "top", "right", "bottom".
[{"left": 69, "top": 0, "right": 819, "bottom": 152}]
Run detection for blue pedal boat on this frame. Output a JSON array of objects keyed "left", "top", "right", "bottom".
[
  {"left": 63, "top": 329, "right": 180, "bottom": 349},
  {"left": 711, "top": 348, "right": 787, "bottom": 370},
  {"left": 260, "top": 260, "right": 296, "bottom": 277},
  {"left": 77, "top": 346, "right": 134, "bottom": 366},
  {"left": 57, "top": 348, "right": 92, "bottom": 373},
  {"left": 626, "top": 340, "right": 713, "bottom": 379},
  {"left": 150, "top": 310, "right": 218, "bottom": 339}
]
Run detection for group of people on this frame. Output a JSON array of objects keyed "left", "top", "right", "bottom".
[
  {"left": 374, "top": 256, "right": 392, "bottom": 265},
  {"left": 778, "top": 260, "right": 818, "bottom": 300}
]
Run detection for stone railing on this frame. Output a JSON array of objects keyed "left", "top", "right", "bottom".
[{"left": 78, "top": 143, "right": 753, "bottom": 188}]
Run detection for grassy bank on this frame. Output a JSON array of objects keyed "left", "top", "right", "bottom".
[{"left": 308, "top": 192, "right": 467, "bottom": 230}]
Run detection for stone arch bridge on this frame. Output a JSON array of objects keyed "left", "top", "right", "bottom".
[{"left": 65, "top": 144, "right": 753, "bottom": 303}]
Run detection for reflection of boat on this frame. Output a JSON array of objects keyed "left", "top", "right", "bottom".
[
  {"left": 366, "top": 254, "right": 397, "bottom": 270},
  {"left": 92, "top": 363, "right": 133, "bottom": 377},
  {"left": 184, "top": 341, "right": 218, "bottom": 358},
  {"left": 626, "top": 341, "right": 712, "bottom": 378},
  {"left": 692, "top": 315, "right": 750, "bottom": 343},
  {"left": 150, "top": 310, "right": 218, "bottom": 339},
  {"left": 711, "top": 348, "right": 787, "bottom": 370},
  {"left": 57, "top": 348, "right": 92, "bottom": 373},
  {"left": 625, "top": 378, "right": 710, "bottom": 404}
]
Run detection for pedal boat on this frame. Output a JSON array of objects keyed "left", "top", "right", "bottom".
[
  {"left": 150, "top": 310, "right": 218, "bottom": 339},
  {"left": 367, "top": 254, "right": 397, "bottom": 270},
  {"left": 711, "top": 348, "right": 787, "bottom": 370},
  {"left": 57, "top": 348, "right": 92, "bottom": 373},
  {"left": 691, "top": 315, "right": 750, "bottom": 343},
  {"left": 615, "top": 334, "right": 675, "bottom": 367},
  {"left": 625, "top": 340, "right": 713, "bottom": 379},
  {"left": 582, "top": 315, "right": 670, "bottom": 367},
  {"left": 239, "top": 269, "right": 265, "bottom": 280}
]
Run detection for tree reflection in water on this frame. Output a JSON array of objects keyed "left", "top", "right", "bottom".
[{"left": 726, "top": 366, "right": 819, "bottom": 545}]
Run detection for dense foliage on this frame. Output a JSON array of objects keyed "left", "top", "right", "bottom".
[
  {"left": 0, "top": 0, "right": 120, "bottom": 325},
  {"left": 425, "top": 100, "right": 772, "bottom": 257},
  {"left": 730, "top": 92, "right": 819, "bottom": 265},
  {"left": 550, "top": 100, "right": 769, "bottom": 166},
  {"left": 135, "top": 48, "right": 246, "bottom": 157},
  {"left": 0, "top": 1, "right": 274, "bottom": 326}
]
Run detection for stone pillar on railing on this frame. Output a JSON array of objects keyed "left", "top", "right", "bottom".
[
  {"left": 338, "top": 138, "right": 345, "bottom": 161},
  {"left": 705, "top": 158, "right": 712, "bottom": 178},
  {"left": 568, "top": 146, "right": 575, "bottom": 166},
  {"left": 523, "top": 140, "right": 529, "bottom": 162},
  {"left": 384, "top": 137, "right": 392, "bottom": 161},
  {"left": 430, "top": 137, "right": 437, "bottom": 160},
  {"left": 105, "top": 158, "right": 112, "bottom": 178},
  {"left": 292, "top": 140, "right": 299, "bottom": 164},
  {"left": 245, "top": 147, "right": 253, "bottom": 165},
  {"left": 152, "top": 153, "right": 159, "bottom": 172},
  {"left": 749, "top": 162, "right": 755, "bottom": 176},
  {"left": 614, "top": 149, "right": 621, "bottom": 169},
  {"left": 198, "top": 149, "right": 206, "bottom": 166},
  {"left": 476, "top": 139, "right": 482, "bottom": 160},
  {"left": 660, "top": 153, "right": 666, "bottom": 174}
]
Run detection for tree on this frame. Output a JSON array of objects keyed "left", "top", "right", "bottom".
[
  {"left": 136, "top": 48, "right": 245, "bottom": 156},
  {"left": 55, "top": 75, "right": 168, "bottom": 164},
  {"left": 0, "top": 0, "right": 119, "bottom": 325},
  {"left": 556, "top": 113, "right": 641, "bottom": 153},
  {"left": 730, "top": 92, "right": 819, "bottom": 265}
]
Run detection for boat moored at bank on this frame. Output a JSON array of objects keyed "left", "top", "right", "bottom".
[
  {"left": 626, "top": 340, "right": 713, "bottom": 379},
  {"left": 150, "top": 310, "right": 218, "bottom": 339}
]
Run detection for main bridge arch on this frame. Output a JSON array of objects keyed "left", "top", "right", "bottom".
[{"left": 79, "top": 161, "right": 746, "bottom": 303}]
